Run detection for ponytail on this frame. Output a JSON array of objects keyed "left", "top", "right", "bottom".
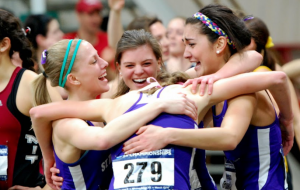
[{"left": 33, "top": 74, "right": 51, "bottom": 106}]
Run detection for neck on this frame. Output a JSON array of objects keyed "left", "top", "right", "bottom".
[
  {"left": 0, "top": 54, "right": 16, "bottom": 82},
  {"left": 67, "top": 87, "right": 97, "bottom": 101},
  {"left": 167, "top": 56, "right": 192, "bottom": 72},
  {"left": 77, "top": 28, "right": 97, "bottom": 45}
]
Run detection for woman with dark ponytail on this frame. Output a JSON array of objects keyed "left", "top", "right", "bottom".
[{"left": 0, "top": 9, "right": 61, "bottom": 189}]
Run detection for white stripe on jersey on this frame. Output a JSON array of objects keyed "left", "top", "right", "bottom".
[
  {"left": 69, "top": 165, "right": 87, "bottom": 190},
  {"left": 257, "top": 128, "right": 271, "bottom": 190},
  {"left": 189, "top": 124, "right": 201, "bottom": 190}
]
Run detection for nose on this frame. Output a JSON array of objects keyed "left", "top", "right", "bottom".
[
  {"left": 183, "top": 48, "right": 191, "bottom": 59},
  {"left": 134, "top": 65, "right": 144, "bottom": 75},
  {"left": 161, "top": 35, "right": 169, "bottom": 48},
  {"left": 99, "top": 57, "right": 108, "bottom": 68}
]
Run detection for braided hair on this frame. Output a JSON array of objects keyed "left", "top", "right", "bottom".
[{"left": 0, "top": 9, "right": 34, "bottom": 70}]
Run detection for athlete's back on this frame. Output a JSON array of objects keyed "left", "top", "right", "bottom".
[{"left": 109, "top": 88, "right": 203, "bottom": 190}]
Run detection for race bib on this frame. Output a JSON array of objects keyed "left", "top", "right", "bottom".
[
  {"left": 220, "top": 159, "right": 237, "bottom": 190},
  {"left": 113, "top": 149, "right": 174, "bottom": 190},
  {"left": 0, "top": 145, "right": 8, "bottom": 181}
]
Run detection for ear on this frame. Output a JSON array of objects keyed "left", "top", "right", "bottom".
[
  {"left": 0, "top": 37, "right": 11, "bottom": 53},
  {"left": 67, "top": 73, "right": 81, "bottom": 86},
  {"left": 36, "top": 34, "right": 46, "bottom": 48},
  {"left": 116, "top": 62, "right": 121, "bottom": 75},
  {"left": 215, "top": 36, "right": 227, "bottom": 55}
]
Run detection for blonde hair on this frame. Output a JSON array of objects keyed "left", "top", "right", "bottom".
[{"left": 33, "top": 39, "right": 81, "bottom": 106}]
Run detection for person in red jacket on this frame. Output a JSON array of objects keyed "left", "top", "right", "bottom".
[{"left": 64, "top": 0, "right": 116, "bottom": 81}]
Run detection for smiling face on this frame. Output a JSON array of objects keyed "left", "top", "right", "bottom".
[
  {"left": 118, "top": 44, "right": 161, "bottom": 90},
  {"left": 71, "top": 41, "right": 109, "bottom": 96},
  {"left": 183, "top": 24, "right": 224, "bottom": 76}
]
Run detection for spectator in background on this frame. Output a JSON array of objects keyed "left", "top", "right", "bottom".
[
  {"left": 64, "top": 0, "right": 115, "bottom": 81},
  {"left": 25, "top": 14, "right": 64, "bottom": 73}
]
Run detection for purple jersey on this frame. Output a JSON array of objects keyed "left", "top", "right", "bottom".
[
  {"left": 54, "top": 121, "right": 112, "bottom": 190},
  {"left": 109, "top": 88, "right": 216, "bottom": 190},
  {"left": 213, "top": 100, "right": 288, "bottom": 190}
]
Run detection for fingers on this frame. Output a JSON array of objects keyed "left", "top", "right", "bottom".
[
  {"left": 136, "top": 126, "right": 149, "bottom": 135},
  {"left": 182, "top": 95, "right": 198, "bottom": 120},
  {"left": 123, "top": 135, "right": 140, "bottom": 147},
  {"left": 124, "top": 146, "right": 146, "bottom": 155},
  {"left": 182, "top": 79, "right": 193, "bottom": 88},
  {"left": 199, "top": 78, "right": 208, "bottom": 96},
  {"left": 208, "top": 78, "right": 214, "bottom": 95},
  {"left": 50, "top": 167, "right": 60, "bottom": 174},
  {"left": 192, "top": 79, "right": 199, "bottom": 94}
]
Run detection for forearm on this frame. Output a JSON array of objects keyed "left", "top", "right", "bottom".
[
  {"left": 30, "top": 100, "right": 107, "bottom": 124},
  {"left": 32, "top": 121, "right": 53, "bottom": 163},
  {"left": 165, "top": 127, "right": 237, "bottom": 150},
  {"left": 108, "top": 9, "right": 124, "bottom": 49},
  {"left": 282, "top": 59, "right": 300, "bottom": 79},
  {"left": 215, "top": 50, "right": 262, "bottom": 79},
  {"left": 102, "top": 101, "right": 166, "bottom": 148},
  {"left": 268, "top": 74, "right": 293, "bottom": 121}
]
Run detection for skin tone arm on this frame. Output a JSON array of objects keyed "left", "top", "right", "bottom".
[
  {"left": 108, "top": 0, "right": 125, "bottom": 49},
  {"left": 123, "top": 94, "right": 256, "bottom": 153},
  {"left": 282, "top": 59, "right": 300, "bottom": 79},
  {"left": 257, "top": 64, "right": 300, "bottom": 150},
  {"left": 185, "top": 50, "right": 263, "bottom": 95},
  {"left": 124, "top": 71, "right": 294, "bottom": 155}
]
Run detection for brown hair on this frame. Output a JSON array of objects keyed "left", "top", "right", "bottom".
[
  {"left": 145, "top": 71, "right": 190, "bottom": 94},
  {"left": 127, "top": 16, "right": 163, "bottom": 32},
  {"left": 114, "top": 29, "right": 164, "bottom": 97},
  {"left": 0, "top": 9, "right": 34, "bottom": 70},
  {"left": 33, "top": 39, "right": 81, "bottom": 106},
  {"left": 186, "top": 4, "right": 251, "bottom": 56},
  {"left": 243, "top": 17, "right": 276, "bottom": 70}
]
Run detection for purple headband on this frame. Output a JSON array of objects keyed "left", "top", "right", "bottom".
[
  {"left": 243, "top": 16, "right": 254, "bottom": 22},
  {"left": 41, "top": 50, "right": 48, "bottom": 65}
]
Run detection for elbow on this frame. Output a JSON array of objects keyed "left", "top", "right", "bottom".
[
  {"left": 96, "top": 137, "right": 112, "bottom": 150},
  {"left": 29, "top": 107, "right": 41, "bottom": 121},
  {"left": 249, "top": 50, "right": 263, "bottom": 68},
  {"left": 274, "top": 71, "right": 287, "bottom": 86},
  {"left": 223, "top": 134, "right": 239, "bottom": 150}
]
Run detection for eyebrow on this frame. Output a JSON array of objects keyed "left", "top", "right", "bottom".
[
  {"left": 123, "top": 59, "right": 153, "bottom": 64},
  {"left": 182, "top": 37, "right": 194, "bottom": 42}
]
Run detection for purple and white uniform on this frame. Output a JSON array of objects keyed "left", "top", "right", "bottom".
[
  {"left": 54, "top": 121, "right": 113, "bottom": 190},
  {"left": 109, "top": 88, "right": 216, "bottom": 190},
  {"left": 213, "top": 100, "right": 288, "bottom": 190}
]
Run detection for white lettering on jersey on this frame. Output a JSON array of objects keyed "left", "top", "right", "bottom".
[
  {"left": 101, "top": 154, "right": 112, "bottom": 172},
  {"left": 0, "top": 100, "right": 2, "bottom": 106},
  {"left": 25, "top": 155, "right": 38, "bottom": 164},
  {"left": 32, "top": 145, "right": 38, "bottom": 154},
  {"left": 25, "top": 134, "right": 38, "bottom": 144}
]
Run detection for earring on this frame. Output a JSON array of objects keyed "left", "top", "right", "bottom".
[
  {"left": 216, "top": 50, "right": 220, "bottom": 54},
  {"left": 119, "top": 72, "right": 122, "bottom": 76},
  {"left": 0, "top": 48, "right": 4, "bottom": 52}
]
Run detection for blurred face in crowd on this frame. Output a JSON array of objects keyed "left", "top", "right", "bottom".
[
  {"left": 149, "top": 21, "right": 170, "bottom": 62},
  {"left": 77, "top": 10, "right": 102, "bottom": 34},
  {"left": 43, "top": 19, "right": 64, "bottom": 49},
  {"left": 167, "top": 18, "right": 186, "bottom": 57}
]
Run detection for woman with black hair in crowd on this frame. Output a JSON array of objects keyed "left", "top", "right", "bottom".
[
  {"left": 24, "top": 14, "right": 63, "bottom": 73},
  {"left": 0, "top": 9, "right": 61, "bottom": 189}
]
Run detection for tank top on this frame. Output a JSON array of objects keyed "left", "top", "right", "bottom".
[
  {"left": 212, "top": 99, "right": 288, "bottom": 190},
  {"left": 109, "top": 88, "right": 214, "bottom": 190},
  {"left": 0, "top": 67, "right": 45, "bottom": 188},
  {"left": 54, "top": 121, "right": 113, "bottom": 190}
]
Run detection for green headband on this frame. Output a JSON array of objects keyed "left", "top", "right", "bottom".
[{"left": 59, "top": 39, "right": 82, "bottom": 88}]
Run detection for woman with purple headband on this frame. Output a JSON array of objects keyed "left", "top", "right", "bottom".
[{"left": 122, "top": 4, "right": 294, "bottom": 190}]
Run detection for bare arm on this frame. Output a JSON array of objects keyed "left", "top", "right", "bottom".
[
  {"left": 282, "top": 59, "right": 300, "bottom": 79},
  {"left": 108, "top": 0, "right": 125, "bottom": 49},
  {"left": 184, "top": 50, "right": 263, "bottom": 94},
  {"left": 123, "top": 94, "right": 256, "bottom": 153}
]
